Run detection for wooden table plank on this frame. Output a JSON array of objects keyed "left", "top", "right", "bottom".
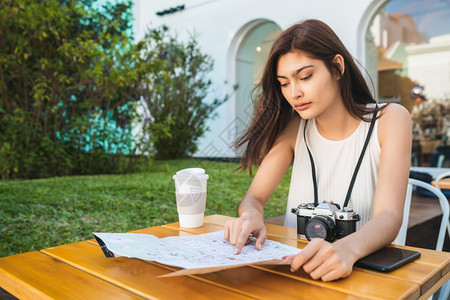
[
  {"left": 432, "top": 178, "right": 450, "bottom": 189},
  {"left": 130, "top": 225, "right": 186, "bottom": 237},
  {"left": 42, "top": 241, "right": 252, "bottom": 300},
  {"left": 418, "top": 272, "right": 450, "bottom": 300},
  {"left": 163, "top": 221, "right": 225, "bottom": 234},
  {"left": 256, "top": 264, "right": 420, "bottom": 300},
  {"left": 203, "top": 214, "right": 234, "bottom": 225},
  {"left": 391, "top": 245, "right": 450, "bottom": 276},
  {"left": 91, "top": 225, "right": 419, "bottom": 299},
  {"left": 121, "top": 220, "right": 422, "bottom": 299},
  {"left": 353, "top": 262, "right": 441, "bottom": 296},
  {"left": 204, "top": 215, "right": 449, "bottom": 297},
  {"left": 194, "top": 265, "right": 368, "bottom": 300},
  {"left": 47, "top": 240, "right": 364, "bottom": 299},
  {"left": 0, "top": 251, "right": 141, "bottom": 300}
]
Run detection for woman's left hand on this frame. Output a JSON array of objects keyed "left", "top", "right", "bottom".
[{"left": 283, "top": 238, "right": 356, "bottom": 281}]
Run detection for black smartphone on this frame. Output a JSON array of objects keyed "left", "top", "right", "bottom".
[{"left": 355, "top": 247, "right": 421, "bottom": 272}]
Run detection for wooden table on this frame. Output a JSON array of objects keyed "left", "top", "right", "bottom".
[
  {"left": 410, "top": 166, "right": 450, "bottom": 189},
  {"left": 432, "top": 178, "right": 450, "bottom": 190},
  {"left": 0, "top": 215, "right": 449, "bottom": 299}
]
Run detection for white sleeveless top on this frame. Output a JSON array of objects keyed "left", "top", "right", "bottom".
[{"left": 284, "top": 112, "right": 381, "bottom": 230}]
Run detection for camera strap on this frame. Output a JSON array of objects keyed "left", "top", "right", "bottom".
[{"left": 303, "top": 109, "right": 378, "bottom": 207}]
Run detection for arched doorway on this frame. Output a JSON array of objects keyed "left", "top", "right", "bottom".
[{"left": 235, "top": 21, "right": 282, "bottom": 138}]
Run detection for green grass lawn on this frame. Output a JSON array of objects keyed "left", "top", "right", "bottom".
[{"left": 0, "top": 159, "right": 291, "bottom": 257}]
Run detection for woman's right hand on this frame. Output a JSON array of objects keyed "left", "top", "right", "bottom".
[
  {"left": 224, "top": 211, "right": 267, "bottom": 254},
  {"left": 223, "top": 114, "right": 298, "bottom": 255}
]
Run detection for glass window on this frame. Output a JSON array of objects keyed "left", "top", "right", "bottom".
[
  {"left": 368, "top": 0, "right": 450, "bottom": 166},
  {"left": 235, "top": 22, "right": 281, "bottom": 138}
]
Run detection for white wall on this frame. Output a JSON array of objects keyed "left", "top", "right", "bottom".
[
  {"left": 406, "top": 34, "right": 450, "bottom": 100},
  {"left": 134, "top": 0, "right": 384, "bottom": 157}
]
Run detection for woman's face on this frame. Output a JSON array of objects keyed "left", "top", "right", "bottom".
[{"left": 276, "top": 50, "right": 343, "bottom": 120}]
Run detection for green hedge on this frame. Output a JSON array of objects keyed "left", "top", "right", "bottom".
[{"left": 0, "top": 0, "right": 228, "bottom": 179}]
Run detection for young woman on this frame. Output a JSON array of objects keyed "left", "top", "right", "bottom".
[{"left": 224, "top": 19, "right": 412, "bottom": 281}]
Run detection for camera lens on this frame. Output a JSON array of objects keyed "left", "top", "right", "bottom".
[{"left": 305, "top": 215, "right": 335, "bottom": 242}]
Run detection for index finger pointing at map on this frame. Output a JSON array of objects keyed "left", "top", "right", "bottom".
[
  {"left": 234, "top": 230, "right": 252, "bottom": 254},
  {"left": 224, "top": 223, "right": 230, "bottom": 241},
  {"left": 255, "top": 228, "right": 267, "bottom": 250}
]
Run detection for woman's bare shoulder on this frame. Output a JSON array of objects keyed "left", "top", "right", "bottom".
[
  {"left": 379, "top": 103, "right": 411, "bottom": 121},
  {"left": 272, "top": 112, "right": 301, "bottom": 152},
  {"left": 378, "top": 103, "right": 412, "bottom": 143}
]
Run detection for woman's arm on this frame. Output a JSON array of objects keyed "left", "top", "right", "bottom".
[
  {"left": 287, "top": 104, "right": 412, "bottom": 281},
  {"left": 351, "top": 103, "right": 412, "bottom": 254},
  {"left": 224, "top": 114, "right": 300, "bottom": 253}
]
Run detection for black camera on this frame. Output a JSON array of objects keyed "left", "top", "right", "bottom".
[{"left": 291, "top": 201, "right": 360, "bottom": 242}]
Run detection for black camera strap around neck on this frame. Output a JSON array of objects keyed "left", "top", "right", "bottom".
[{"left": 303, "top": 110, "right": 378, "bottom": 208}]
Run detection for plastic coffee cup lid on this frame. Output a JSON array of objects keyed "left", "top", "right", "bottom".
[
  {"left": 174, "top": 168, "right": 208, "bottom": 180},
  {"left": 176, "top": 168, "right": 205, "bottom": 175}
]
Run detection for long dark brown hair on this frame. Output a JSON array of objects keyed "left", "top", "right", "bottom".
[{"left": 234, "top": 19, "right": 382, "bottom": 174}]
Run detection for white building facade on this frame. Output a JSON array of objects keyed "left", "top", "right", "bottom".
[
  {"left": 406, "top": 34, "right": 450, "bottom": 100},
  {"left": 133, "top": 0, "right": 449, "bottom": 158}
]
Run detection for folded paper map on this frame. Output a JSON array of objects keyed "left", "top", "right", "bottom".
[{"left": 93, "top": 230, "right": 301, "bottom": 277}]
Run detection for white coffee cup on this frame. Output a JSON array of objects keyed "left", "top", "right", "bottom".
[{"left": 173, "top": 168, "right": 208, "bottom": 228}]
